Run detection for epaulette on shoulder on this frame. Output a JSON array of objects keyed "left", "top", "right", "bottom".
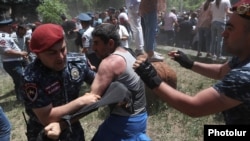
[
  {"left": 0, "top": 33, "right": 11, "bottom": 38},
  {"left": 67, "top": 52, "right": 86, "bottom": 62}
]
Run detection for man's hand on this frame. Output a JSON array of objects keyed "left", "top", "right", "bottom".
[
  {"left": 168, "top": 50, "right": 194, "bottom": 69},
  {"left": 133, "top": 56, "right": 162, "bottom": 89},
  {"left": 20, "top": 51, "right": 28, "bottom": 57},
  {"left": 77, "top": 93, "right": 101, "bottom": 106},
  {"left": 44, "top": 122, "right": 61, "bottom": 140}
]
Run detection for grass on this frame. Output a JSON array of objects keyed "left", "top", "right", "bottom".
[{"left": 0, "top": 45, "right": 226, "bottom": 141}]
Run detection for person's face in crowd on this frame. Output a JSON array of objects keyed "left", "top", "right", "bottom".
[
  {"left": 94, "top": 14, "right": 99, "bottom": 20},
  {"left": 92, "top": 36, "right": 114, "bottom": 59},
  {"left": 17, "top": 27, "right": 27, "bottom": 37},
  {"left": 222, "top": 13, "right": 250, "bottom": 60},
  {"left": 119, "top": 17, "right": 126, "bottom": 25},
  {"left": 37, "top": 40, "right": 67, "bottom": 71},
  {"left": 110, "top": 17, "right": 118, "bottom": 25},
  {"left": 81, "top": 21, "right": 90, "bottom": 29}
]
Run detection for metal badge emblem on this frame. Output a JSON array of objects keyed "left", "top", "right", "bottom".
[{"left": 71, "top": 67, "right": 80, "bottom": 80}]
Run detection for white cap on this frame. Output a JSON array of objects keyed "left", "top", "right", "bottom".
[{"left": 118, "top": 12, "right": 129, "bottom": 21}]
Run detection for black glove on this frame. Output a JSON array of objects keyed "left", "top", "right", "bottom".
[
  {"left": 174, "top": 50, "right": 194, "bottom": 69},
  {"left": 135, "top": 59, "right": 162, "bottom": 89}
]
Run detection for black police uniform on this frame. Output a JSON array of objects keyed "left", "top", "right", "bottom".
[{"left": 21, "top": 54, "right": 95, "bottom": 141}]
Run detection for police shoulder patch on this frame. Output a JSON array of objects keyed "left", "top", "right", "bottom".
[{"left": 24, "top": 83, "right": 38, "bottom": 102}]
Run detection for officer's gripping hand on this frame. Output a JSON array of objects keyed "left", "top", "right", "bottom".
[
  {"left": 44, "top": 122, "right": 61, "bottom": 140},
  {"left": 133, "top": 56, "right": 162, "bottom": 89},
  {"left": 168, "top": 50, "right": 194, "bottom": 69}
]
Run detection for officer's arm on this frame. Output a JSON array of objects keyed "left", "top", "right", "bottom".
[{"left": 33, "top": 93, "right": 100, "bottom": 126}]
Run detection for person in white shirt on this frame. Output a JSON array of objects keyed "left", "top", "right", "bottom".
[
  {"left": 110, "top": 14, "right": 130, "bottom": 49},
  {"left": 210, "top": 0, "right": 232, "bottom": 60},
  {"left": 118, "top": 11, "right": 133, "bottom": 47},
  {"left": 0, "top": 13, "right": 28, "bottom": 101},
  {"left": 125, "top": 0, "right": 145, "bottom": 56},
  {"left": 162, "top": 8, "right": 178, "bottom": 46}
]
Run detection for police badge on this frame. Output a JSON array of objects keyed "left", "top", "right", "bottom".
[
  {"left": 25, "top": 83, "right": 38, "bottom": 102},
  {"left": 71, "top": 67, "right": 80, "bottom": 80}
]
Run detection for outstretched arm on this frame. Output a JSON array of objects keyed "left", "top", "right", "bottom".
[
  {"left": 133, "top": 56, "right": 241, "bottom": 117},
  {"left": 168, "top": 50, "right": 231, "bottom": 79}
]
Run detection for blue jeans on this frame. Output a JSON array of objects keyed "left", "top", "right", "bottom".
[
  {"left": 0, "top": 107, "right": 11, "bottom": 141},
  {"left": 92, "top": 112, "right": 151, "bottom": 141},
  {"left": 141, "top": 11, "right": 157, "bottom": 52},
  {"left": 210, "top": 21, "right": 225, "bottom": 57},
  {"left": 3, "top": 61, "right": 24, "bottom": 101},
  {"left": 198, "top": 27, "right": 211, "bottom": 53}
]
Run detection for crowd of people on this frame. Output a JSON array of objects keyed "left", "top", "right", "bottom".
[
  {"left": 1, "top": 0, "right": 250, "bottom": 140},
  {"left": 134, "top": 0, "right": 250, "bottom": 125},
  {"left": 157, "top": 0, "right": 232, "bottom": 61}
]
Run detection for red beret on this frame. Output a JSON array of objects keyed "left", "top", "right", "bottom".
[{"left": 29, "top": 24, "right": 64, "bottom": 53}]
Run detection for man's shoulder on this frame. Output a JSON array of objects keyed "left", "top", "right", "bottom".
[{"left": 103, "top": 53, "right": 126, "bottom": 65}]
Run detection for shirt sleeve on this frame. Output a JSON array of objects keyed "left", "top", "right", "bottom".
[
  {"left": 120, "top": 25, "right": 129, "bottom": 37},
  {"left": 22, "top": 81, "right": 52, "bottom": 108},
  {"left": 213, "top": 68, "right": 250, "bottom": 102}
]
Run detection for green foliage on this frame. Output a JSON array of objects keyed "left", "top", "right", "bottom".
[
  {"left": 61, "top": 0, "right": 123, "bottom": 13},
  {"left": 167, "top": 0, "right": 204, "bottom": 12},
  {"left": 36, "top": 0, "right": 68, "bottom": 24}
]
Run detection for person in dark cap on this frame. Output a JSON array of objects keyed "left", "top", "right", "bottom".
[
  {"left": 77, "top": 13, "right": 101, "bottom": 71},
  {"left": 86, "top": 11, "right": 95, "bottom": 26},
  {"left": 0, "top": 10, "right": 28, "bottom": 101},
  {"left": 133, "top": 0, "right": 250, "bottom": 125},
  {"left": 0, "top": 8, "right": 20, "bottom": 141},
  {"left": 20, "top": 23, "right": 100, "bottom": 141}
]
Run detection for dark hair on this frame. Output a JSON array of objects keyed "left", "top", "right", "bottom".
[
  {"left": 17, "top": 22, "right": 27, "bottom": 29},
  {"left": 204, "top": 0, "right": 213, "bottom": 11},
  {"left": 109, "top": 14, "right": 118, "bottom": 22},
  {"left": 216, "top": 0, "right": 221, "bottom": 8},
  {"left": 60, "top": 14, "right": 67, "bottom": 20},
  {"left": 92, "top": 23, "right": 121, "bottom": 47}
]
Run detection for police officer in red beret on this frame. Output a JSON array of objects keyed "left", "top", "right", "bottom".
[{"left": 21, "top": 24, "right": 100, "bottom": 141}]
